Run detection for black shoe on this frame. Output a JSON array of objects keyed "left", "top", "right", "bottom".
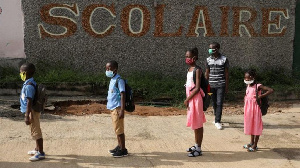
[
  {"left": 113, "top": 149, "right": 128, "bottom": 158},
  {"left": 109, "top": 145, "right": 120, "bottom": 154},
  {"left": 122, "top": 149, "right": 128, "bottom": 157}
]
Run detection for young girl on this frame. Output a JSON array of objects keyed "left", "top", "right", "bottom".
[
  {"left": 243, "top": 69, "right": 273, "bottom": 152},
  {"left": 184, "top": 47, "right": 206, "bottom": 157}
]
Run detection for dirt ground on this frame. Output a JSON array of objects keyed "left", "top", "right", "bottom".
[
  {"left": 46, "top": 100, "right": 294, "bottom": 117},
  {"left": 0, "top": 96, "right": 299, "bottom": 168}
]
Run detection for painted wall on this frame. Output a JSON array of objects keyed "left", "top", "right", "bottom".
[
  {"left": 0, "top": 0, "right": 25, "bottom": 59},
  {"left": 22, "top": 0, "right": 296, "bottom": 76}
]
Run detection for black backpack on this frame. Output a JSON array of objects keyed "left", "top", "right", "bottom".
[
  {"left": 255, "top": 84, "right": 269, "bottom": 116},
  {"left": 191, "top": 66, "right": 210, "bottom": 111},
  {"left": 115, "top": 78, "right": 135, "bottom": 112},
  {"left": 28, "top": 82, "right": 47, "bottom": 113}
]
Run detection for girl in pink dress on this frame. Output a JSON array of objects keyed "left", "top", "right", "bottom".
[
  {"left": 243, "top": 69, "right": 273, "bottom": 152},
  {"left": 184, "top": 47, "right": 206, "bottom": 157}
]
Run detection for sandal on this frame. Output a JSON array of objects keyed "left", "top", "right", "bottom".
[
  {"left": 247, "top": 147, "right": 258, "bottom": 152},
  {"left": 188, "top": 150, "right": 202, "bottom": 157},
  {"left": 243, "top": 144, "right": 253, "bottom": 149},
  {"left": 186, "top": 146, "right": 196, "bottom": 152}
]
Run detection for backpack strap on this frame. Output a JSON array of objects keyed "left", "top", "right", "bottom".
[
  {"left": 115, "top": 77, "right": 126, "bottom": 93},
  {"left": 193, "top": 66, "right": 201, "bottom": 84},
  {"left": 114, "top": 77, "right": 121, "bottom": 89},
  {"left": 190, "top": 66, "right": 202, "bottom": 91},
  {"left": 25, "top": 82, "right": 37, "bottom": 101},
  {"left": 27, "top": 82, "right": 36, "bottom": 87},
  {"left": 255, "top": 83, "right": 261, "bottom": 107},
  {"left": 26, "top": 82, "right": 37, "bottom": 92}
]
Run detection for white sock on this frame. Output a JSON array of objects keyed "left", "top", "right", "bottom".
[{"left": 195, "top": 144, "right": 201, "bottom": 151}]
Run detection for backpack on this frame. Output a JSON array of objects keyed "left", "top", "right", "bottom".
[
  {"left": 255, "top": 84, "right": 269, "bottom": 116},
  {"left": 191, "top": 66, "right": 211, "bottom": 111},
  {"left": 115, "top": 78, "right": 135, "bottom": 112},
  {"left": 28, "top": 82, "right": 47, "bottom": 113}
]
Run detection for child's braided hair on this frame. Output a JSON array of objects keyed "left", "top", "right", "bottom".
[
  {"left": 246, "top": 69, "right": 257, "bottom": 83},
  {"left": 187, "top": 47, "right": 199, "bottom": 60}
]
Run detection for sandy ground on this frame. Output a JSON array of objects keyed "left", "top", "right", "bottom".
[{"left": 0, "top": 96, "right": 299, "bottom": 168}]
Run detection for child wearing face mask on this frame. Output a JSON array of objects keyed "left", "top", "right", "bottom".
[
  {"left": 205, "top": 42, "right": 229, "bottom": 130},
  {"left": 105, "top": 60, "right": 128, "bottom": 158},
  {"left": 184, "top": 47, "right": 206, "bottom": 157},
  {"left": 243, "top": 69, "right": 273, "bottom": 152},
  {"left": 19, "top": 63, "right": 46, "bottom": 161}
]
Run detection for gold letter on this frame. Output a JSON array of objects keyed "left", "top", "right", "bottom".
[
  {"left": 38, "top": 4, "right": 79, "bottom": 39},
  {"left": 261, "top": 8, "right": 289, "bottom": 37},
  {"left": 154, "top": 4, "right": 183, "bottom": 37},
  {"left": 121, "top": 5, "right": 150, "bottom": 37},
  {"left": 186, "top": 6, "right": 215, "bottom": 37},
  {"left": 219, "top": 6, "right": 230, "bottom": 37},
  {"left": 232, "top": 7, "right": 258, "bottom": 37},
  {"left": 82, "top": 4, "right": 116, "bottom": 38}
]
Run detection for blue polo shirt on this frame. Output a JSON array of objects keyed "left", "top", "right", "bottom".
[
  {"left": 107, "top": 74, "right": 125, "bottom": 110},
  {"left": 20, "top": 78, "right": 36, "bottom": 113}
]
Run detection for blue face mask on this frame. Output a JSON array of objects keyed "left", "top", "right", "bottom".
[{"left": 105, "top": 70, "right": 114, "bottom": 78}]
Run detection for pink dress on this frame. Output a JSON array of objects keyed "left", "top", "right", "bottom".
[
  {"left": 244, "top": 84, "right": 263, "bottom": 135},
  {"left": 186, "top": 71, "right": 206, "bottom": 130}
]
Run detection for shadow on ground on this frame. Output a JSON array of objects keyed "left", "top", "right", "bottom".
[
  {"left": 225, "top": 121, "right": 300, "bottom": 130},
  {"left": 0, "top": 109, "right": 76, "bottom": 122},
  {"left": 1, "top": 148, "right": 299, "bottom": 168},
  {"left": 272, "top": 148, "right": 300, "bottom": 160}
]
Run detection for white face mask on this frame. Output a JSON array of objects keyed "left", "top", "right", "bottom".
[
  {"left": 105, "top": 70, "right": 114, "bottom": 78},
  {"left": 244, "top": 80, "right": 254, "bottom": 85}
]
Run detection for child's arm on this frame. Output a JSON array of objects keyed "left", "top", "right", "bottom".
[
  {"left": 257, "top": 85, "right": 274, "bottom": 99},
  {"left": 119, "top": 91, "right": 125, "bottom": 119},
  {"left": 184, "top": 69, "right": 201, "bottom": 107},
  {"left": 117, "top": 79, "right": 126, "bottom": 119},
  {"left": 25, "top": 98, "right": 33, "bottom": 125},
  {"left": 205, "top": 68, "right": 210, "bottom": 80}
]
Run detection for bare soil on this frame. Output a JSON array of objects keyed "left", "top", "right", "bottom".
[{"left": 46, "top": 100, "right": 294, "bottom": 116}]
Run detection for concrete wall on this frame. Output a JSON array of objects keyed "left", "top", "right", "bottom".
[
  {"left": 22, "top": 0, "right": 296, "bottom": 76},
  {"left": 0, "top": 0, "right": 25, "bottom": 59}
]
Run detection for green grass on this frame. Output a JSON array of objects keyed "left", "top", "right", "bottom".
[
  {"left": 124, "top": 72, "right": 186, "bottom": 103},
  {"left": 1, "top": 64, "right": 299, "bottom": 104},
  {"left": 0, "top": 66, "right": 20, "bottom": 83}
]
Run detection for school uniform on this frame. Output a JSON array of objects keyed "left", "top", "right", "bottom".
[
  {"left": 20, "top": 77, "right": 42, "bottom": 140},
  {"left": 107, "top": 74, "right": 125, "bottom": 135},
  {"left": 186, "top": 71, "right": 206, "bottom": 130},
  {"left": 244, "top": 84, "right": 263, "bottom": 135},
  {"left": 206, "top": 55, "right": 229, "bottom": 123}
]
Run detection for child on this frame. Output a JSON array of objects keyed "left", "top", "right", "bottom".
[
  {"left": 184, "top": 47, "right": 206, "bottom": 157},
  {"left": 19, "top": 63, "right": 45, "bottom": 161},
  {"left": 105, "top": 60, "right": 128, "bottom": 158},
  {"left": 205, "top": 42, "right": 229, "bottom": 130},
  {"left": 243, "top": 69, "right": 273, "bottom": 152}
]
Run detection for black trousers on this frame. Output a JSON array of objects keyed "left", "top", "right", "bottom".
[{"left": 211, "top": 87, "right": 225, "bottom": 123}]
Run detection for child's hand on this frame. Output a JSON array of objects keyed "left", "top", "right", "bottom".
[
  {"left": 184, "top": 100, "right": 189, "bottom": 108},
  {"left": 253, "top": 95, "right": 261, "bottom": 99},
  {"left": 118, "top": 110, "right": 124, "bottom": 119},
  {"left": 25, "top": 115, "right": 31, "bottom": 125}
]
